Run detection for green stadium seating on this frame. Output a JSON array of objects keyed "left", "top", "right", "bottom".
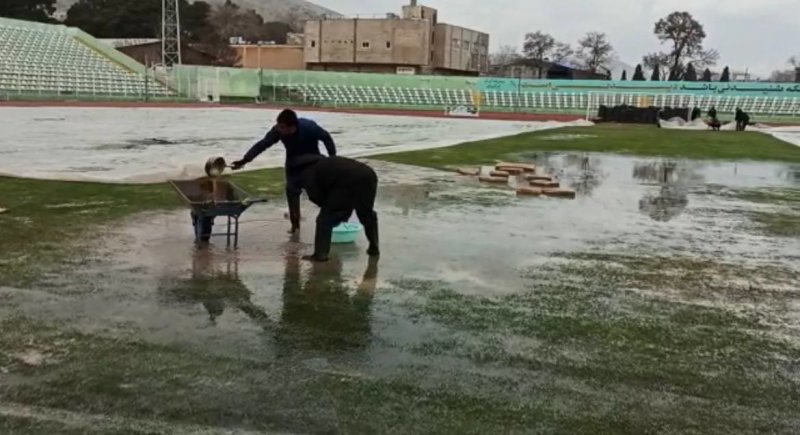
[{"left": 0, "top": 17, "right": 172, "bottom": 97}]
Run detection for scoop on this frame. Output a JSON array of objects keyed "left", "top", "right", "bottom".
[{"left": 204, "top": 156, "right": 232, "bottom": 177}]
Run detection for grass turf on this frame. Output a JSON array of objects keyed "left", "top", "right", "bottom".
[
  {"left": 374, "top": 123, "right": 800, "bottom": 169},
  {"left": 0, "top": 170, "right": 285, "bottom": 286},
  {"left": 2, "top": 123, "right": 799, "bottom": 433}
]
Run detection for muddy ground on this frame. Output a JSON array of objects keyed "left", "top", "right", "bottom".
[{"left": 1, "top": 155, "right": 799, "bottom": 434}]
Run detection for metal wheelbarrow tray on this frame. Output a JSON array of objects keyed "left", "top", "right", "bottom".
[{"left": 169, "top": 178, "right": 267, "bottom": 248}]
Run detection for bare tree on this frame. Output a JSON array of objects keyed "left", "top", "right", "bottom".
[
  {"left": 277, "top": 8, "right": 316, "bottom": 33},
  {"left": 551, "top": 42, "right": 574, "bottom": 64},
  {"left": 490, "top": 45, "right": 521, "bottom": 67},
  {"left": 523, "top": 31, "right": 556, "bottom": 78},
  {"left": 576, "top": 32, "right": 614, "bottom": 72},
  {"left": 653, "top": 11, "right": 718, "bottom": 80},
  {"left": 643, "top": 52, "right": 670, "bottom": 81}
]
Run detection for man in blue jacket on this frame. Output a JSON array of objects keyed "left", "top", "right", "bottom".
[{"left": 232, "top": 109, "right": 336, "bottom": 233}]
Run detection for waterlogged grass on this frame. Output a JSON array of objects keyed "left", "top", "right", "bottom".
[
  {"left": 728, "top": 187, "right": 800, "bottom": 205},
  {"left": 747, "top": 210, "right": 800, "bottom": 237},
  {"left": 3, "top": 125, "right": 800, "bottom": 433},
  {"left": 719, "top": 187, "right": 800, "bottom": 237},
  {"left": 375, "top": 124, "right": 800, "bottom": 169},
  {"left": 0, "top": 171, "right": 284, "bottom": 286},
  {"left": 392, "top": 252, "right": 800, "bottom": 433}
]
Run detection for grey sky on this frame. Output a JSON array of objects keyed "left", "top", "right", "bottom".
[{"left": 315, "top": 0, "right": 799, "bottom": 77}]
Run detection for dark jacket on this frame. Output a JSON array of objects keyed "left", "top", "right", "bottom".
[
  {"left": 290, "top": 155, "right": 377, "bottom": 209},
  {"left": 243, "top": 118, "right": 336, "bottom": 168}
]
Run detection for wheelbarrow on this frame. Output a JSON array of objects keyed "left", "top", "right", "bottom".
[{"left": 168, "top": 178, "right": 266, "bottom": 248}]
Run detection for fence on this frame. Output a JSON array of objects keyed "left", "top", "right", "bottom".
[{"left": 163, "top": 67, "right": 800, "bottom": 119}]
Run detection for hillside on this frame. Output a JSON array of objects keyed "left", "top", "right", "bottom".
[{"left": 55, "top": 0, "right": 342, "bottom": 21}]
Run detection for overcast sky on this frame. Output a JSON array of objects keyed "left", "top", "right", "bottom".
[{"left": 314, "top": 0, "right": 799, "bottom": 77}]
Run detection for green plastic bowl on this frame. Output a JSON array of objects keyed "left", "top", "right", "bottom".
[{"left": 332, "top": 222, "right": 362, "bottom": 244}]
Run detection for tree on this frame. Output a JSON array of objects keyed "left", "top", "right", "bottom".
[
  {"left": 632, "top": 64, "right": 646, "bottom": 81},
  {"left": 790, "top": 56, "right": 800, "bottom": 83},
  {"left": 490, "top": 45, "right": 521, "bottom": 67},
  {"left": 684, "top": 63, "right": 697, "bottom": 81},
  {"left": 576, "top": 32, "right": 614, "bottom": 72},
  {"left": 720, "top": 66, "right": 730, "bottom": 82},
  {"left": 66, "top": 0, "right": 161, "bottom": 38},
  {"left": 260, "top": 22, "right": 292, "bottom": 44},
  {"left": 620, "top": 70, "right": 627, "bottom": 81},
  {"left": 277, "top": 8, "right": 317, "bottom": 33},
  {"left": 551, "top": 42, "right": 574, "bottom": 64},
  {"left": 182, "top": 1, "right": 213, "bottom": 42},
  {"left": 651, "top": 66, "right": 661, "bottom": 81},
  {"left": 653, "top": 11, "right": 718, "bottom": 81},
  {"left": 643, "top": 52, "right": 669, "bottom": 82},
  {"left": 702, "top": 68, "right": 713, "bottom": 82},
  {"left": 523, "top": 31, "right": 556, "bottom": 78},
  {"left": 65, "top": 0, "right": 208, "bottom": 39},
  {"left": 0, "top": 0, "right": 56, "bottom": 23}
]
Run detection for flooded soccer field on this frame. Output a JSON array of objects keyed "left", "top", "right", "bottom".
[
  {"left": 0, "top": 106, "right": 580, "bottom": 182},
  {"left": 1, "top": 107, "right": 800, "bottom": 433}
]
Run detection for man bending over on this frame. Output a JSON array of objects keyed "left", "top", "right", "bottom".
[{"left": 288, "top": 155, "right": 380, "bottom": 262}]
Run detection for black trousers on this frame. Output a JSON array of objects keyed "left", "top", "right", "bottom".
[
  {"left": 313, "top": 180, "right": 378, "bottom": 259},
  {"left": 286, "top": 171, "right": 303, "bottom": 229}
]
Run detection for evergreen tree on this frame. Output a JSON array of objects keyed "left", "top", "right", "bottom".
[
  {"left": 632, "top": 64, "right": 646, "bottom": 81},
  {"left": 651, "top": 67, "right": 661, "bottom": 81},
  {"left": 720, "top": 66, "right": 731, "bottom": 82},
  {"left": 620, "top": 70, "right": 627, "bottom": 81},
  {"left": 684, "top": 63, "right": 697, "bottom": 81},
  {"left": 702, "top": 68, "right": 713, "bottom": 82}
]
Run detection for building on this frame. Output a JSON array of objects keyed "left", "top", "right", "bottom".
[
  {"left": 100, "top": 39, "right": 217, "bottom": 66},
  {"left": 303, "top": 1, "right": 489, "bottom": 75},
  {"left": 232, "top": 44, "right": 305, "bottom": 70},
  {"left": 494, "top": 59, "right": 608, "bottom": 80}
]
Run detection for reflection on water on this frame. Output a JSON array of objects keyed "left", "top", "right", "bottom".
[
  {"left": 633, "top": 161, "right": 691, "bottom": 222},
  {"left": 158, "top": 243, "right": 379, "bottom": 352},
  {"left": 279, "top": 254, "right": 379, "bottom": 352},
  {"left": 563, "top": 153, "right": 607, "bottom": 197},
  {"left": 158, "top": 247, "right": 272, "bottom": 328}
]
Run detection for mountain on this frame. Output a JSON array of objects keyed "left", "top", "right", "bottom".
[
  {"left": 199, "top": 0, "right": 341, "bottom": 21},
  {"left": 55, "top": 0, "right": 342, "bottom": 22}
]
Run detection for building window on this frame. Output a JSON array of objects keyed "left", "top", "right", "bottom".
[
  {"left": 452, "top": 38, "right": 460, "bottom": 48},
  {"left": 386, "top": 41, "right": 392, "bottom": 49},
  {"left": 464, "top": 41, "right": 471, "bottom": 51},
  {"left": 310, "top": 40, "right": 316, "bottom": 48},
  {"left": 361, "top": 41, "right": 371, "bottom": 48}
]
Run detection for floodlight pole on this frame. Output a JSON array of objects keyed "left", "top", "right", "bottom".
[{"left": 162, "top": 0, "right": 182, "bottom": 66}]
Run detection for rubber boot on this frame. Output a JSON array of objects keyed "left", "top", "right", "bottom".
[
  {"left": 286, "top": 187, "right": 302, "bottom": 233},
  {"left": 364, "top": 218, "right": 380, "bottom": 257},
  {"left": 311, "top": 218, "right": 333, "bottom": 261}
]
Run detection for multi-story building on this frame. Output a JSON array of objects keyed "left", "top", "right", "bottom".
[{"left": 303, "top": 1, "right": 489, "bottom": 75}]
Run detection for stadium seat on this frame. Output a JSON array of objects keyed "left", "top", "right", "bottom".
[{"left": 0, "top": 17, "right": 172, "bottom": 97}]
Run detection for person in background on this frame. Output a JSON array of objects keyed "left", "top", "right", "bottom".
[
  {"left": 708, "top": 106, "right": 717, "bottom": 120},
  {"left": 740, "top": 110, "right": 751, "bottom": 131},
  {"left": 232, "top": 109, "right": 336, "bottom": 233},
  {"left": 735, "top": 108, "right": 744, "bottom": 131},
  {"left": 287, "top": 155, "right": 380, "bottom": 262}
]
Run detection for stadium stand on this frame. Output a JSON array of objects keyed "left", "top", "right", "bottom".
[
  {"left": 0, "top": 17, "right": 172, "bottom": 98},
  {"left": 169, "top": 65, "right": 800, "bottom": 118},
  {"left": 1, "top": 15, "right": 798, "bottom": 120}
]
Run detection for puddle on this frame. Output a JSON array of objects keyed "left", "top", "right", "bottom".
[{"left": 3, "top": 154, "right": 799, "bottom": 432}]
